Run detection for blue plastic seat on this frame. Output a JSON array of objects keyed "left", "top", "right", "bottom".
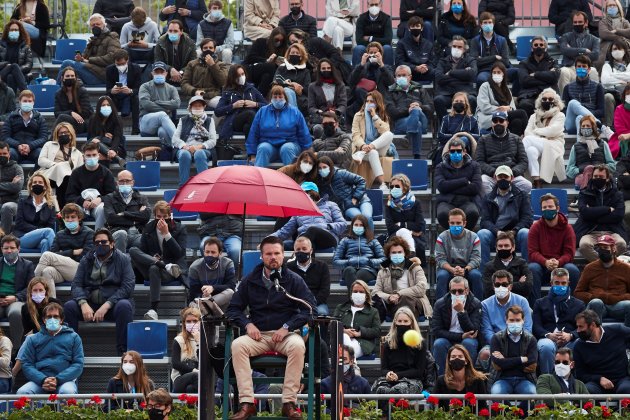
[
  {"left": 242, "top": 250, "right": 261, "bottom": 277},
  {"left": 127, "top": 161, "right": 160, "bottom": 191},
  {"left": 52, "top": 39, "right": 87, "bottom": 64},
  {"left": 28, "top": 84, "right": 60, "bottom": 112},
  {"left": 163, "top": 189, "right": 198, "bottom": 221},
  {"left": 366, "top": 188, "right": 384, "bottom": 221},
  {"left": 127, "top": 321, "right": 168, "bottom": 359},
  {"left": 516, "top": 36, "right": 535, "bottom": 61},
  {"left": 531, "top": 188, "right": 569, "bottom": 220},
  {"left": 217, "top": 160, "right": 249, "bottom": 167},
  {"left": 391, "top": 159, "right": 429, "bottom": 190}
]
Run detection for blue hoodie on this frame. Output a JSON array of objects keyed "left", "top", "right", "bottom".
[
  {"left": 246, "top": 103, "right": 312, "bottom": 156},
  {"left": 272, "top": 198, "right": 347, "bottom": 242}
]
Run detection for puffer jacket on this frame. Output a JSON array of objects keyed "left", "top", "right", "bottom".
[
  {"left": 476, "top": 132, "right": 529, "bottom": 178},
  {"left": 573, "top": 180, "right": 627, "bottom": 242},
  {"left": 181, "top": 58, "right": 230, "bottom": 99},
  {"left": 385, "top": 81, "right": 434, "bottom": 122},
  {"left": 373, "top": 257, "right": 432, "bottom": 317},
  {"left": 517, "top": 53, "right": 560, "bottom": 100},
  {"left": 333, "top": 301, "right": 381, "bottom": 356},
  {"left": 214, "top": 83, "right": 266, "bottom": 140},
  {"left": 434, "top": 153, "right": 482, "bottom": 207},
  {"left": 82, "top": 30, "right": 121, "bottom": 81},
  {"left": 50, "top": 225, "right": 94, "bottom": 262},
  {"left": 272, "top": 197, "right": 347, "bottom": 242},
  {"left": 71, "top": 249, "right": 135, "bottom": 306},
  {"left": 1, "top": 109, "right": 49, "bottom": 151},
  {"left": 317, "top": 167, "right": 369, "bottom": 213},
  {"left": 527, "top": 213, "right": 576, "bottom": 267},
  {"left": 434, "top": 54, "right": 477, "bottom": 96},
  {"left": 0, "top": 158, "right": 23, "bottom": 204},
  {"left": 0, "top": 40, "right": 33, "bottom": 74},
  {"left": 312, "top": 130, "right": 352, "bottom": 168},
  {"left": 478, "top": 0, "right": 515, "bottom": 25},
  {"left": 480, "top": 184, "right": 533, "bottom": 234},
  {"left": 332, "top": 235, "right": 386, "bottom": 275},
  {"left": 246, "top": 102, "right": 311, "bottom": 156}
]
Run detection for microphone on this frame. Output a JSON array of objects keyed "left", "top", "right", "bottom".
[{"left": 270, "top": 270, "right": 281, "bottom": 292}]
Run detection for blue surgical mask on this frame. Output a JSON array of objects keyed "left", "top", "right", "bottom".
[
  {"left": 153, "top": 75, "right": 166, "bottom": 85},
  {"left": 507, "top": 322, "right": 523, "bottom": 335},
  {"left": 168, "top": 33, "right": 180, "bottom": 42},
  {"left": 20, "top": 102, "right": 33, "bottom": 113},
  {"left": 449, "top": 225, "right": 463, "bottom": 236},
  {"left": 449, "top": 151, "right": 463, "bottom": 163},
  {"left": 119, "top": 185, "right": 132, "bottom": 196},
  {"left": 576, "top": 67, "right": 588, "bottom": 78},
  {"left": 390, "top": 254, "right": 405, "bottom": 264},
  {"left": 8, "top": 31, "right": 19, "bottom": 42},
  {"left": 210, "top": 10, "right": 223, "bottom": 19},
  {"left": 481, "top": 23, "right": 493, "bottom": 33},
  {"left": 390, "top": 187, "right": 403, "bottom": 199},
  {"left": 318, "top": 168, "right": 330, "bottom": 178},
  {"left": 608, "top": 6, "right": 619, "bottom": 16},
  {"left": 365, "top": 103, "right": 376, "bottom": 111},
  {"left": 85, "top": 157, "right": 99, "bottom": 167},
  {"left": 353, "top": 226, "right": 365, "bottom": 236},
  {"left": 64, "top": 220, "right": 79, "bottom": 231},
  {"left": 451, "top": 4, "right": 463, "bottom": 13},
  {"left": 271, "top": 99, "right": 286, "bottom": 109},
  {"left": 396, "top": 77, "right": 409, "bottom": 89},
  {"left": 100, "top": 106, "right": 112, "bottom": 118},
  {"left": 542, "top": 209, "right": 557, "bottom": 220},
  {"left": 551, "top": 285, "right": 568, "bottom": 296},
  {"left": 45, "top": 318, "right": 61, "bottom": 332}
]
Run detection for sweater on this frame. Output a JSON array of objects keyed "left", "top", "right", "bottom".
[
  {"left": 187, "top": 256, "right": 235, "bottom": 302},
  {"left": 527, "top": 214, "right": 576, "bottom": 267},
  {"left": 333, "top": 301, "right": 380, "bottom": 355},
  {"left": 609, "top": 104, "right": 630, "bottom": 158},
  {"left": 355, "top": 11, "right": 393, "bottom": 47},
  {"left": 574, "top": 259, "right": 630, "bottom": 304},
  {"left": 312, "top": 130, "right": 352, "bottom": 169},
  {"left": 50, "top": 225, "right": 95, "bottom": 262},
  {"left": 119, "top": 17, "right": 161, "bottom": 49},
  {"left": 481, "top": 293, "right": 532, "bottom": 344},
  {"left": 138, "top": 80, "right": 181, "bottom": 118},
  {"left": 286, "top": 258, "right": 330, "bottom": 306},
  {"left": 574, "top": 324, "right": 630, "bottom": 383},
  {"left": 381, "top": 341, "right": 427, "bottom": 379},
  {"left": 475, "top": 82, "right": 517, "bottom": 130},
  {"left": 435, "top": 229, "right": 481, "bottom": 270},
  {"left": 434, "top": 376, "right": 488, "bottom": 410},
  {"left": 65, "top": 164, "right": 116, "bottom": 206},
  {"left": 536, "top": 373, "right": 589, "bottom": 395}
]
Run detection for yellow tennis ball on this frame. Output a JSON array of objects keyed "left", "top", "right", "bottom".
[{"left": 403, "top": 330, "right": 421, "bottom": 347}]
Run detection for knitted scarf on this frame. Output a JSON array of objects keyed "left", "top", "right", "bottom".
[
  {"left": 388, "top": 190, "right": 415, "bottom": 211},
  {"left": 578, "top": 131, "right": 599, "bottom": 156}
]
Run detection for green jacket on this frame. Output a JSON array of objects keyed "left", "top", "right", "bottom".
[
  {"left": 333, "top": 301, "right": 381, "bottom": 356},
  {"left": 536, "top": 373, "right": 589, "bottom": 395}
]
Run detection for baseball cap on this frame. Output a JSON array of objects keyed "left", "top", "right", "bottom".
[
  {"left": 492, "top": 111, "right": 508, "bottom": 121},
  {"left": 188, "top": 95, "right": 207, "bottom": 107},
  {"left": 301, "top": 182, "right": 319, "bottom": 193},
  {"left": 495, "top": 165, "right": 513, "bottom": 177},
  {"left": 596, "top": 234, "right": 616, "bottom": 246},
  {"left": 152, "top": 61, "right": 167, "bottom": 71}
]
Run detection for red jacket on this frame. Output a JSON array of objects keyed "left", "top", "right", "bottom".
[{"left": 527, "top": 213, "right": 576, "bottom": 267}]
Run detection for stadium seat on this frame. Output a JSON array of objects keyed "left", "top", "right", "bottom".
[
  {"left": 391, "top": 159, "right": 429, "bottom": 190},
  {"left": 52, "top": 39, "right": 87, "bottom": 64},
  {"left": 28, "top": 84, "right": 60, "bottom": 112},
  {"left": 217, "top": 160, "right": 249, "bottom": 167},
  {"left": 127, "top": 321, "right": 168, "bottom": 359},
  {"left": 127, "top": 161, "right": 160, "bottom": 191},
  {"left": 366, "top": 188, "right": 384, "bottom": 221},
  {"left": 516, "top": 36, "right": 535, "bottom": 61},
  {"left": 531, "top": 188, "right": 569, "bottom": 220},
  {"left": 163, "top": 189, "right": 198, "bottom": 221},
  {"left": 242, "top": 250, "right": 261, "bottom": 277}
]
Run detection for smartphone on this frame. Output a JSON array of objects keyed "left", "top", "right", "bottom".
[{"left": 115, "top": 82, "right": 123, "bottom": 88}]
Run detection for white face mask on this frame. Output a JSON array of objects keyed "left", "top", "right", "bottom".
[
  {"left": 343, "top": 364, "right": 351, "bottom": 374},
  {"left": 451, "top": 294, "right": 466, "bottom": 306},
  {"left": 351, "top": 292, "right": 366, "bottom": 306},
  {"left": 300, "top": 162, "right": 313, "bottom": 174},
  {"left": 237, "top": 75, "right": 246, "bottom": 85},
  {"left": 191, "top": 108, "right": 205, "bottom": 116},
  {"left": 494, "top": 286, "right": 509, "bottom": 299},
  {"left": 451, "top": 47, "right": 463, "bottom": 59},
  {"left": 612, "top": 50, "right": 625, "bottom": 60},
  {"left": 491, "top": 74, "right": 503, "bottom": 84},
  {"left": 116, "top": 64, "right": 128, "bottom": 73},
  {"left": 554, "top": 362, "right": 571, "bottom": 378},
  {"left": 625, "top": 95, "right": 630, "bottom": 104},
  {"left": 368, "top": 5, "right": 380, "bottom": 15},
  {"left": 122, "top": 363, "right": 137, "bottom": 375}
]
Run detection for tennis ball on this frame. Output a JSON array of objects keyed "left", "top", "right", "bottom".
[{"left": 403, "top": 329, "right": 421, "bottom": 347}]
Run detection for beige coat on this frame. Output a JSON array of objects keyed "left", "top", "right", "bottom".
[
  {"left": 350, "top": 111, "right": 391, "bottom": 153},
  {"left": 243, "top": 0, "right": 280, "bottom": 41},
  {"left": 37, "top": 141, "right": 84, "bottom": 185},
  {"left": 524, "top": 108, "right": 567, "bottom": 183},
  {"left": 596, "top": 5, "right": 630, "bottom": 70}
]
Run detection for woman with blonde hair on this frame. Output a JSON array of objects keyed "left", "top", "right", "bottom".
[
  {"left": 433, "top": 344, "right": 487, "bottom": 409},
  {"left": 435, "top": 92, "right": 480, "bottom": 165},
  {"left": 21, "top": 277, "right": 61, "bottom": 337},
  {"left": 107, "top": 350, "right": 155, "bottom": 409},
  {"left": 172, "top": 307, "right": 201, "bottom": 393},
  {"left": 38, "top": 122, "right": 84, "bottom": 208},
  {"left": 351, "top": 90, "right": 394, "bottom": 190},
  {"left": 273, "top": 42, "right": 311, "bottom": 115},
  {"left": 14, "top": 172, "right": 56, "bottom": 252}
]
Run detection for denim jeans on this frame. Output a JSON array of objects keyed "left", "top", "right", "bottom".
[
  {"left": 537, "top": 337, "right": 577, "bottom": 374},
  {"left": 564, "top": 100, "right": 596, "bottom": 134},
  {"left": 351, "top": 44, "right": 394, "bottom": 66},
  {"left": 254, "top": 142, "right": 301, "bottom": 167},
  {"left": 476, "top": 228, "right": 529, "bottom": 268},
  {"left": 19, "top": 228, "right": 55, "bottom": 252},
  {"left": 17, "top": 380, "right": 77, "bottom": 394},
  {"left": 22, "top": 23, "right": 40, "bottom": 40},
  {"left": 587, "top": 298, "right": 630, "bottom": 326},
  {"left": 200, "top": 234, "right": 242, "bottom": 266},
  {"left": 317, "top": 303, "right": 329, "bottom": 316},
  {"left": 393, "top": 108, "right": 428, "bottom": 156},
  {"left": 433, "top": 337, "right": 478, "bottom": 375},
  {"left": 436, "top": 268, "right": 483, "bottom": 300},
  {"left": 176, "top": 148, "right": 212, "bottom": 186},
  {"left": 345, "top": 201, "right": 374, "bottom": 231},
  {"left": 139, "top": 111, "right": 177, "bottom": 145},
  {"left": 528, "top": 262, "right": 581, "bottom": 301},
  {"left": 586, "top": 376, "right": 630, "bottom": 394},
  {"left": 58, "top": 60, "right": 104, "bottom": 85},
  {"left": 491, "top": 377, "right": 536, "bottom": 395}
]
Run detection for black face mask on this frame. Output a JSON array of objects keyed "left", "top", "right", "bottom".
[
  {"left": 274, "top": 40, "right": 283, "bottom": 48},
  {"left": 541, "top": 101, "right": 553, "bottom": 111},
  {"left": 452, "top": 102, "right": 465, "bottom": 113},
  {"left": 295, "top": 251, "right": 310, "bottom": 263},
  {"left": 410, "top": 28, "right": 423, "bottom": 37},
  {"left": 290, "top": 6, "right": 301, "bottom": 15},
  {"left": 396, "top": 325, "right": 411, "bottom": 341},
  {"left": 449, "top": 358, "right": 466, "bottom": 371},
  {"left": 597, "top": 248, "right": 613, "bottom": 263},
  {"left": 63, "top": 78, "right": 76, "bottom": 87},
  {"left": 533, "top": 47, "right": 546, "bottom": 56},
  {"left": 92, "top": 26, "right": 102, "bottom": 37},
  {"left": 573, "top": 24, "right": 585, "bottom": 33},
  {"left": 496, "top": 179, "right": 511, "bottom": 190},
  {"left": 58, "top": 134, "right": 71, "bottom": 145},
  {"left": 289, "top": 55, "right": 301, "bottom": 65},
  {"left": 592, "top": 178, "right": 607, "bottom": 189},
  {"left": 204, "top": 255, "right": 219, "bottom": 267},
  {"left": 492, "top": 124, "right": 506, "bottom": 137},
  {"left": 31, "top": 184, "right": 45, "bottom": 195},
  {"left": 577, "top": 329, "right": 592, "bottom": 341},
  {"left": 497, "top": 249, "right": 512, "bottom": 260},
  {"left": 323, "top": 123, "right": 336, "bottom": 137},
  {"left": 148, "top": 408, "right": 167, "bottom": 420},
  {"left": 0, "top": 156, "right": 9, "bottom": 166},
  {"left": 320, "top": 70, "right": 333, "bottom": 79}
]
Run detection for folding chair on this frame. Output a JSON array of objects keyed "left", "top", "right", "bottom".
[
  {"left": 127, "top": 321, "right": 168, "bottom": 359},
  {"left": 127, "top": 161, "right": 160, "bottom": 191}
]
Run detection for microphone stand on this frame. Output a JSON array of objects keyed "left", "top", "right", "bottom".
[{"left": 273, "top": 278, "right": 314, "bottom": 318}]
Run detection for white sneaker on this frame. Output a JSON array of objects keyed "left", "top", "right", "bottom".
[
  {"left": 144, "top": 309, "right": 158, "bottom": 320},
  {"left": 352, "top": 151, "right": 366, "bottom": 163},
  {"left": 379, "top": 183, "right": 388, "bottom": 193},
  {"left": 165, "top": 263, "right": 182, "bottom": 278},
  {"left": 601, "top": 125, "right": 614, "bottom": 140}
]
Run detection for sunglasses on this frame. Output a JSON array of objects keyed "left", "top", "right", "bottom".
[
  {"left": 494, "top": 282, "right": 510, "bottom": 288},
  {"left": 450, "top": 289, "right": 466, "bottom": 295},
  {"left": 492, "top": 118, "right": 506, "bottom": 124},
  {"left": 532, "top": 44, "right": 545, "bottom": 48},
  {"left": 94, "top": 240, "right": 110, "bottom": 245},
  {"left": 554, "top": 360, "right": 570, "bottom": 365}
]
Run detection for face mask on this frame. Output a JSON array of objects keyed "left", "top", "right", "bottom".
[
  {"left": 497, "top": 249, "right": 512, "bottom": 260},
  {"left": 274, "top": 40, "right": 283, "bottom": 48},
  {"left": 449, "top": 151, "right": 463, "bottom": 163},
  {"left": 204, "top": 255, "right": 219, "bottom": 267},
  {"left": 95, "top": 244, "right": 111, "bottom": 257},
  {"left": 322, "top": 123, "right": 336, "bottom": 137},
  {"left": 122, "top": 363, "right": 136, "bottom": 375},
  {"left": 318, "top": 167, "right": 330, "bottom": 178},
  {"left": 452, "top": 102, "right": 465, "bottom": 113},
  {"left": 496, "top": 178, "right": 511, "bottom": 190},
  {"left": 148, "top": 408, "right": 167, "bottom": 420},
  {"left": 449, "top": 225, "right": 463, "bottom": 236},
  {"left": 153, "top": 75, "right": 166, "bottom": 85},
  {"left": 592, "top": 178, "right": 607, "bottom": 189},
  {"left": 0, "top": 157, "right": 8, "bottom": 166},
  {"left": 573, "top": 25, "right": 585, "bottom": 34},
  {"left": 542, "top": 209, "right": 557, "bottom": 220},
  {"left": 554, "top": 362, "right": 571, "bottom": 377},
  {"left": 494, "top": 286, "right": 509, "bottom": 299},
  {"left": 237, "top": 75, "right": 246, "bottom": 85},
  {"left": 289, "top": 55, "right": 301, "bottom": 65},
  {"left": 451, "top": 47, "right": 463, "bottom": 59},
  {"left": 92, "top": 26, "right": 102, "bottom": 37},
  {"left": 168, "top": 33, "right": 180, "bottom": 42},
  {"left": 540, "top": 101, "right": 554, "bottom": 112},
  {"left": 31, "top": 292, "right": 45, "bottom": 304},
  {"left": 191, "top": 109, "right": 205, "bottom": 116},
  {"left": 210, "top": 10, "right": 223, "bottom": 19},
  {"left": 626, "top": 95, "right": 630, "bottom": 104},
  {"left": 507, "top": 322, "right": 523, "bottom": 335},
  {"left": 295, "top": 251, "right": 310, "bottom": 264},
  {"left": 369, "top": 6, "right": 380, "bottom": 15},
  {"left": 612, "top": 49, "right": 625, "bottom": 60},
  {"left": 551, "top": 285, "right": 568, "bottom": 296},
  {"left": 58, "top": 134, "right": 71, "bottom": 145},
  {"left": 3, "top": 251, "right": 18, "bottom": 264},
  {"left": 597, "top": 248, "right": 613, "bottom": 263},
  {"left": 351, "top": 292, "right": 366, "bottom": 306},
  {"left": 451, "top": 4, "right": 463, "bottom": 13},
  {"left": 116, "top": 64, "right": 128, "bottom": 73},
  {"left": 580, "top": 128, "right": 593, "bottom": 138},
  {"left": 390, "top": 253, "right": 405, "bottom": 265},
  {"left": 482, "top": 23, "right": 494, "bottom": 33},
  {"left": 353, "top": 226, "right": 365, "bottom": 236},
  {"left": 185, "top": 322, "right": 199, "bottom": 333},
  {"left": 8, "top": 31, "right": 20, "bottom": 42},
  {"left": 576, "top": 67, "right": 588, "bottom": 78},
  {"left": 608, "top": 6, "right": 619, "bottom": 16},
  {"left": 63, "top": 78, "right": 75, "bottom": 88},
  {"left": 365, "top": 103, "right": 376, "bottom": 112},
  {"left": 390, "top": 187, "right": 403, "bottom": 198},
  {"left": 343, "top": 364, "right": 351, "bottom": 374},
  {"left": 320, "top": 70, "right": 333, "bottom": 80},
  {"left": 491, "top": 74, "right": 503, "bottom": 84},
  {"left": 452, "top": 294, "right": 466, "bottom": 306},
  {"left": 272, "top": 99, "right": 286, "bottom": 109},
  {"left": 577, "top": 329, "right": 592, "bottom": 341},
  {"left": 119, "top": 185, "right": 132, "bottom": 196},
  {"left": 64, "top": 220, "right": 79, "bottom": 231},
  {"left": 31, "top": 184, "right": 45, "bottom": 195},
  {"left": 45, "top": 318, "right": 60, "bottom": 332},
  {"left": 492, "top": 124, "right": 506, "bottom": 137},
  {"left": 393, "top": 76, "right": 411, "bottom": 89},
  {"left": 449, "top": 358, "right": 466, "bottom": 371},
  {"left": 300, "top": 162, "right": 313, "bottom": 174},
  {"left": 410, "top": 28, "right": 423, "bottom": 37},
  {"left": 290, "top": 6, "right": 301, "bottom": 14},
  {"left": 20, "top": 102, "right": 33, "bottom": 113},
  {"left": 533, "top": 46, "right": 546, "bottom": 56},
  {"left": 100, "top": 106, "right": 112, "bottom": 118},
  {"left": 85, "top": 157, "right": 99, "bottom": 167}
]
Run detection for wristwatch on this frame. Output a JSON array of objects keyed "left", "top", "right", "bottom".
[{"left": 282, "top": 323, "right": 290, "bottom": 330}]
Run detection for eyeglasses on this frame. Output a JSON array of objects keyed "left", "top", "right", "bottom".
[
  {"left": 145, "top": 405, "right": 166, "bottom": 410},
  {"left": 118, "top": 179, "right": 133, "bottom": 185},
  {"left": 450, "top": 289, "right": 466, "bottom": 295},
  {"left": 541, "top": 99, "right": 554, "bottom": 102},
  {"left": 554, "top": 360, "right": 570, "bottom": 365},
  {"left": 532, "top": 43, "right": 545, "bottom": 48},
  {"left": 94, "top": 240, "right": 110, "bottom": 245},
  {"left": 494, "top": 282, "right": 510, "bottom": 288}
]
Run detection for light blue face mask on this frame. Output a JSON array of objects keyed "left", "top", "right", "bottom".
[
  {"left": 210, "top": 10, "right": 223, "bottom": 19},
  {"left": 64, "top": 220, "right": 79, "bottom": 231},
  {"left": 365, "top": 103, "right": 376, "bottom": 111},
  {"left": 449, "top": 225, "right": 463, "bottom": 236},
  {"left": 318, "top": 168, "right": 330, "bottom": 178},
  {"left": 390, "top": 187, "right": 403, "bottom": 199},
  {"left": 451, "top": 4, "right": 463, "bottom": 13},
  {"left": 168, "top": 32, "right": 180, "bottom": 42},
  {"left": 507, "top": 322, "right": 523, "bottom": 335},
  {"left": 20, "top": 102, "right": 33, "bottom": 113},
  {"left": 481, "top": 23, "right": 493, "bottom": 33},
  {"left": 8, "top": 31, "right": 19, "bottom": 42},
  {"left": 396, "top": 77, "right": 409, "bottom": 89},
  {"left": 272, "top": 99, "right": 286, "bottom": 109},
  {"left": 576, "top": 67, "right": 588, "bottom": 78},
  {"left": 390, "top": 253, "right": 405, "bottom": 264},
  {"left": 100, "top": 106, "right": 112, "bottom": 118},
  {"left": 119, "top": 185, "right": 133, "bottom": 195},
  {"left": 608, "top": 6, "right": 619, "bottom": 16},
  {"left": 85, "top": 157, "right": 99, "bottom": 167},
  {"left": 45, "top": 318, "right": 61, "bottom": 332},
  {"left": 153, "top": 75, "right": 166, "bottom": 84},
  {"left": 353, "top": 226, "right": 365, "bottom": 236}
]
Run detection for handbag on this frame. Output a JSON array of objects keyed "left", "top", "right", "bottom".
[
  {"left": 134, "top": 146, "right": 162, "bottom": 161},
  {"left": 356, "top": 78, "right": 377, "bottom": 92}
]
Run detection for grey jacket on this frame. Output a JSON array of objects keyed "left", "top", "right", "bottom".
[{"left": 139, "top": 80, "right": 181, "bottom": 118}]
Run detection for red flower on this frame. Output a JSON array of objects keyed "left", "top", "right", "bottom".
[
  {"left": 479, "top": 408, "right": 490, "bottom": 417},
  {"left": 140, "top": 401, "right": 147, "bottom": 409},
  {"left": 584, "top": 401, "right": 593, "bottom": 411},
  {"left": 320, "top": 394, "right": 325, "bottom": 401},
  {"left": 427, "top": 395, "right": 440, "bottom": 406},
  {"left": 90, "top": 395, "right": 103, "bottom": 405},
  {"left": 13, "top": 400, "right": 25, "bottom": 410},
  {"left": 48, "top": 394, "right": 58, "bottom": 402},
  {"left": 517, "top": 408, "right": 524, "bottom": 417},
  {"left": 178, "top": 394, "right": 188, "bottom": 402},
  {"left": 395, "top": 399, "right": 410, "bottom": 409},
  {"left": 342, "top": 407, "right": 352, "bottom": 417},
  {"left": 66, "top": 398, "right": 78, "bottom": 406},
  {"left": 602, "top": 407, "right": 612, "bottom": 418},
  {"left": 535, "top": 403, "right": 547, "bottom": 410},
  {"left": 388, "top": 398, "right": 395, "bottom": 404},
  {"left": 465, "top": 392, "right": 477, "bottom": 405},
  {"left": 622, "top": 399, "right": 630, "bottom": 408},
  {"left": 449, "top": 398, "right": 463, "bottom": 408},
  {"left": 491, "top": 402, "right": 502, "bottom": 412},
  {"left": 185, "top": 395, "right": 198, "bottom": 405}
]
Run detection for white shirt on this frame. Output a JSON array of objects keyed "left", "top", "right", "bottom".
[{"left": 449, "top": 307, "right": 464, "bottom": 333}]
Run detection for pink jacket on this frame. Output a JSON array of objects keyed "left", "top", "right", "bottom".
[{"left": 610, "top": 104, "right": 630, "bottom": 158}]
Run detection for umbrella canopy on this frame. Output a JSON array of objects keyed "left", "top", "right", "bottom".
[{"left": 169, "top": 165, "right": 323, "bottom": 217}]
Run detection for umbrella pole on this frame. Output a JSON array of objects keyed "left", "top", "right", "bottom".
[{"left": 237, "top": 202, "right": 246, "bottom": 281}]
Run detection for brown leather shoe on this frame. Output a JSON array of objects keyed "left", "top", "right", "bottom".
[
  {"left": 281, "top": 402, "right": 303, "bottom": 419},
  {"left": 229, "top": 402, "right": 256, "bottom": 420}
]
